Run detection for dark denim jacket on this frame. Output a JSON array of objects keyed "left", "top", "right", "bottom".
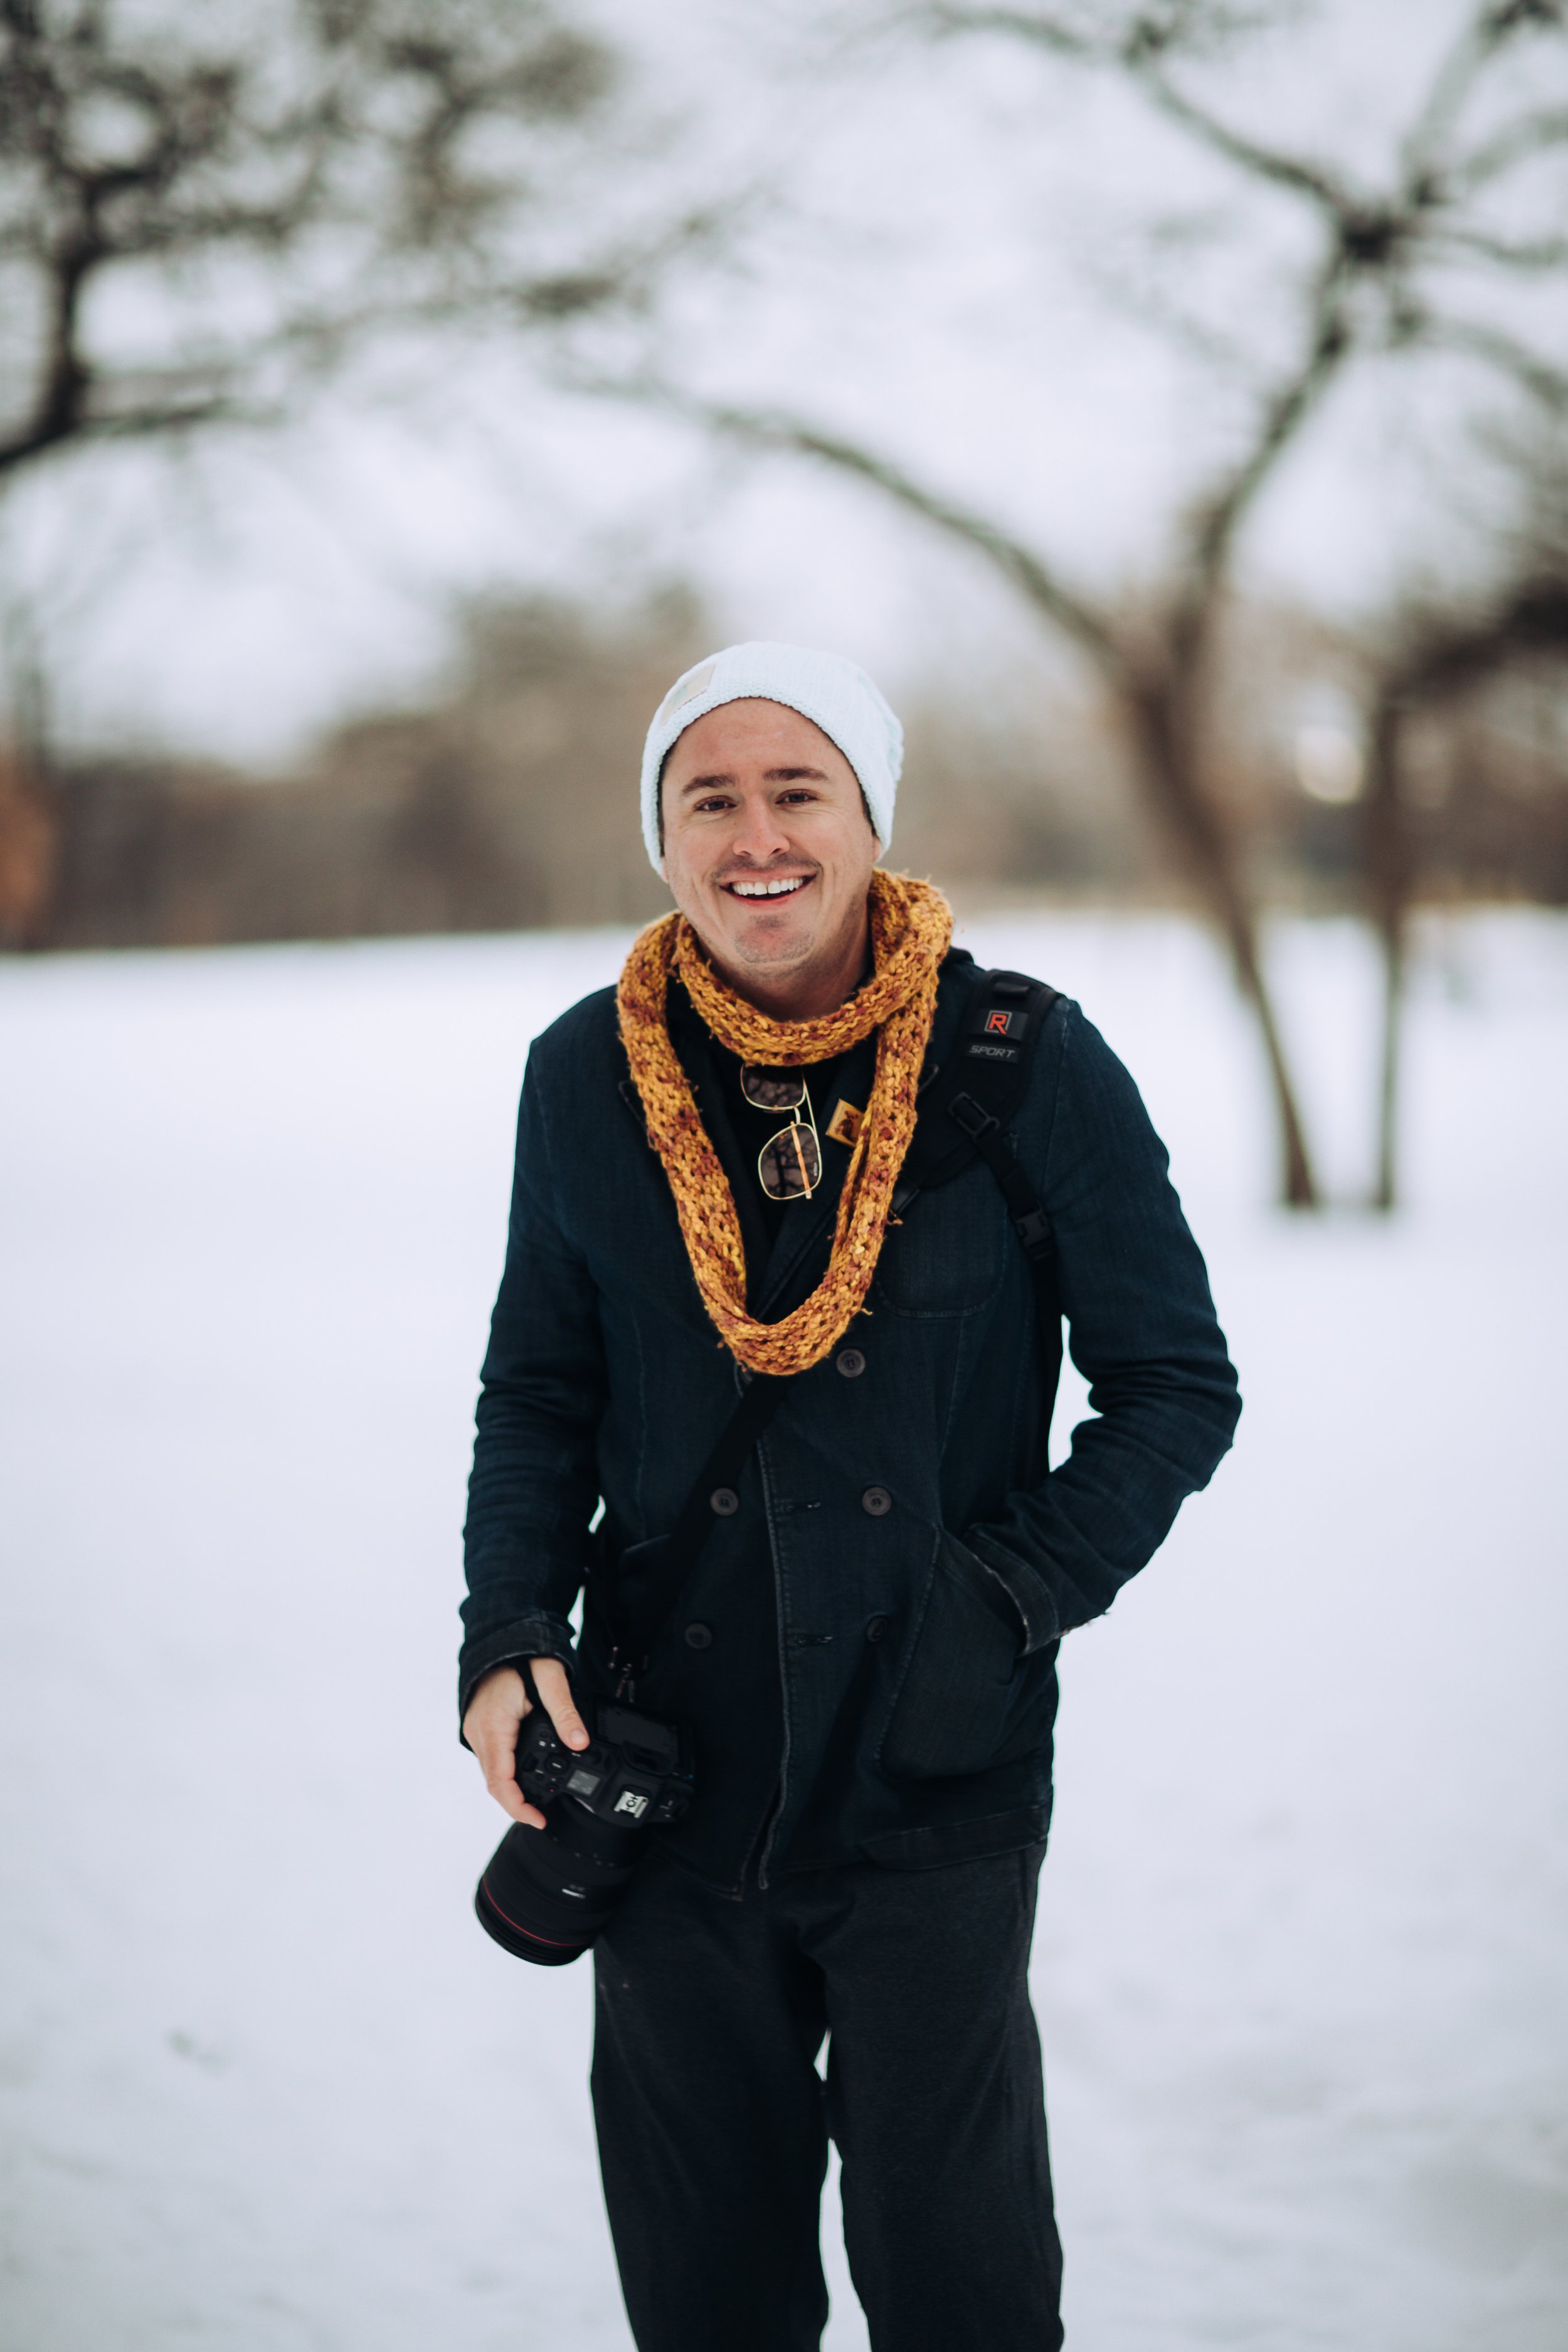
[{"left": 461, "top": 950, "right": 1241, "bottom": 1891}]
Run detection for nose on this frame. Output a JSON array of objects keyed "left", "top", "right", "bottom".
[{"left": 728, "top": 789, "right": 794, "bottom": 866}]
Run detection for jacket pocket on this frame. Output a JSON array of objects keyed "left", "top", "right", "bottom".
[
  {"left": 871, "top": 1157, "right": 1007, "bottom": 1317},
  {"left": 879, "top": 1529, "right": 1057, "bottom": 1781}
]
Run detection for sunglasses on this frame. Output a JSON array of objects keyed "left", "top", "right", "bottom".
[{"left": 741, "top": 1066, "right": 822, "bottom": 1200}]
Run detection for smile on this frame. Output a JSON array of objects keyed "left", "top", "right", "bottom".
[{"left": 724, "top": 876, "right": 811, "bottom": 899}]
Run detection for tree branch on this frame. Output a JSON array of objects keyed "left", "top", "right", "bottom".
[
  {"left": 923, "top": 6, "right": 1096, "bottom": 63},
  {"left": 1388, "top": 573, "right": 1568, "bottom": 703},
  {"left": 0, "top": 381, "right": 268, "bottom": 478},
  {"left": 1397, "top": 0, "right": 1557, "bottom": 181},
  {"left": 929, "top": 2, "right": 1355, "bottom": 210},
  {"left": 1432, "top": 226, "right": 1568, "bottom": 270},
  {"left": 603, "top": 376, "right": 1125, "bottom": 671},
  {"left": 1171, "top": 264, "right": 1350, "bottom": 647},
  {"left": 1133, "top": 70, "right": 1353, "bottom": 213},
  {"left": 1423, "top": 317, "right": 1568, "bottom": 409},
  {"left": 1449, "top": 103, "right": 1568, "bottom": 193}
]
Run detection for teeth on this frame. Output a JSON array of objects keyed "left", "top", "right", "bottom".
[{"left": 731, "top": 877, "right": 806, "bottom": 898}]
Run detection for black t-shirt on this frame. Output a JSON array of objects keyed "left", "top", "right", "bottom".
[{"left": 669, "top": 984, "right": 876, "bottom": 1305}]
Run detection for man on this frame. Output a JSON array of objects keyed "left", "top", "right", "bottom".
[{"left": 461, "top": 641, "right": 1240, "bottom": 2351}]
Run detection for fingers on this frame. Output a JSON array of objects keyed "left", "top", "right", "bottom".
[
  {"left": 530, "top": 1655, "right": 591, "bottom": 1751},
  {"left": 464, "top": 1666, "right": 534, "bottom": 1824},
  {"left": 491, "top": 1777, "right": 542, "bottom": 1829},
  {"left": 462, "top": 1656, "right": 588, "bottom": 1825}
]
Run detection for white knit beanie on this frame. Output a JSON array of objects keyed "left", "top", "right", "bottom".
[{"left": 640, "top": 640, "right": 902, "bottom": 876}]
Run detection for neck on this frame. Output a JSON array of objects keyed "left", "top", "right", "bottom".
[{"left": 706, "top": 896, "right": 871, "bottom": 1023}]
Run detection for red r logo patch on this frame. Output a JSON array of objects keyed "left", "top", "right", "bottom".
[{"left": 984, "top": 1009, "right": 1012, "bottom": 1036}]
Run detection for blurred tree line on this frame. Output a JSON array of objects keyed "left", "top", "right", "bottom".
[{"left": 14, "top": 576, "right": 1565, "bottom": 950}]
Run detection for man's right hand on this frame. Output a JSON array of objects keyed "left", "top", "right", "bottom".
[{"left": 463, "top": 1659, "right": 591, "bottom": 1830}]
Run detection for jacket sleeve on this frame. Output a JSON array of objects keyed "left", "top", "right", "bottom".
[
  {"left": 458, "top": 1046, "right": 608, "bottom": 1724},
  {"left": 964, "top": 1004, "right": 1241, "bottom": 1648}
]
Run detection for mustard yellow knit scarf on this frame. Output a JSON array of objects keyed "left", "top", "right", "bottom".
[{"left": 617, "top": 871, "right": 953, "bottom": 1375}]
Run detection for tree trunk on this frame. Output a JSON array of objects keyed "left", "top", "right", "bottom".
[
  {"left": 1128, "top": 676, "right": 1320, "bottom": 1209},
  {"left": 1363, "top": 697, "right": 1409, "bottom": 1211},
  {"left": 1372, "top": 918, "right": 1404, "bottom": 1213},
  {"left": 0, "top": 748, "right": 58, "bottom": 950},
  {"left": 0, "top": 634, "right": 60, "bottom": 951},
  {"left": 1217, "top": 883, "right": 1320, "bottom": 1211}
]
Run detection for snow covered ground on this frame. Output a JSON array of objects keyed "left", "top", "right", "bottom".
[{"left": 1, "top": 909, "right": 1565, "bottom": 2352}]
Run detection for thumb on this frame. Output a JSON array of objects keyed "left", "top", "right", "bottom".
[{"left": 530, "top": 1656, "right": 591, "bottom": 1752}]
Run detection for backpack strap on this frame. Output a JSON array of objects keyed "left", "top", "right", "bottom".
[
  {"left": 895, "top": 965, "right": 1064, "bottom": 1396},
  {"left": 896, "top": 968, "right": 1059, "bottom": 1194}
]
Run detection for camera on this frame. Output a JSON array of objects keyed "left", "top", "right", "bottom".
[{"left": 474, "top": 1679, "right": 694, "bottom": 1966}]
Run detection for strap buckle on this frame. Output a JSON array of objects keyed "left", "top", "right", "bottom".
[
  {"left": 605, "top": 1643, "right": 642, "bottom": 1703},
  {"left": 948, "top": 1090, "right": 1000, "bottom": 1142},
  {"left": 1013, "top": 1207, "right": 1054, "bottom": 1257}
]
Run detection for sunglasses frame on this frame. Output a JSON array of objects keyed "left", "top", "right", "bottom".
[
  {"left": 744, "top": 1066, "right": 822, "bottom": 1200},
  {"left": 739, "top": 1065, "right": 808, "bottom": 1113}
]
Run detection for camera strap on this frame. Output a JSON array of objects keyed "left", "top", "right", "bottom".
[{"left": 593, "top": 1369, "right": 795, "bottom": 1690}]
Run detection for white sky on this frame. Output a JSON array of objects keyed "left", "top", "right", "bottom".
[{"left": 3, "top": 0, "right": 1562, "bottom": 764}]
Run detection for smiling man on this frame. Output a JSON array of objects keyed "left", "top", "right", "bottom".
[{"left": 459, "top": 642, "right": 1241, "bottom": 2351}]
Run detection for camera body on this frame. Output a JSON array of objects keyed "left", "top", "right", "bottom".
[
  {"left": 516, "top": 1693, "right": 694, "bottom": 1830},
  {"left": 475, "top": 1684, "right": 694, "bottom": 1967}
]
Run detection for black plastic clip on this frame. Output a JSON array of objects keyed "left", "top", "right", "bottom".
[
  {"left": 948, "top": 1091, "right": 1000, "bottom": 1141},
  {"left": 605, "top": 1643, "right": 642, "bottom": 1703},
  {"left": 1014, "top": 1207, "right": 1054, "bottom": 1258}
]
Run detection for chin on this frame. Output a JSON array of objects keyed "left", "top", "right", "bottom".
[
  {"left": 728, "top": 922, "right": 818, "bottom": 969},
  {"left": 726, "top": 914, "right": 816, "bottom": 970}
]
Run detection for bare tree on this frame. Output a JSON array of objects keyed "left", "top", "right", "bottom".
[
  {"left": 0, "top": 0, "right": 696, "bottom": 941},
  {"left": 0, "top": 0, "right": 650, "bottom": 479},
  {"left": 611, "top": 0, "right": 1568, "bottom": 1207},
  {"left": 1362, "top": 544, "right": 1568, "bottom": 1207}
]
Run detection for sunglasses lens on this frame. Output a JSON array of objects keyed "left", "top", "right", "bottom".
[
  {"left": 759, "top": 1123, "right": 822, "bottom": 1200},
  {"left": 741, "top": 1066, "right": 806, "bottom": 1111}
]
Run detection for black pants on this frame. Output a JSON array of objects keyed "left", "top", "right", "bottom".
[{"left": 591, "top": 1843, "right": 1063, "bottom": 2352}]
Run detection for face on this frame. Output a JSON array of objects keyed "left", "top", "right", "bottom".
[{"left": 660, "top": 698, "right": 881, "bottom": 1013}]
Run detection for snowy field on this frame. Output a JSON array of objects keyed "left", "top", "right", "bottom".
[{"left": 2, "top": 908, "right": 1565, "bottom": 2352}]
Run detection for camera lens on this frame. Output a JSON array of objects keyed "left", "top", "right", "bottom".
[{"left": 474, "top": 1803, "right": 642, "bottom": 1966}]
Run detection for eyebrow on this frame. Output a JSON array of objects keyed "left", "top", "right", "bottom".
[{"left": 679, "top": 765, "right": 829, "bottom": 795}]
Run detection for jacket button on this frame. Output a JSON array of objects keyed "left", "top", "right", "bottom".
[
  {"left": 684, "top": 1622, "right": 713, "bottom": 1650},
  {"left": 835, "top": 1347, "right": 866, "bottom": 1378},
  {"left": 866, "top": 1614, "right": 889, "bottom": 1643},
  {"left": 710, "top": 1487, "right": 739, "bottom": 1516},
  {"left": 861, "top": 1485, "right": 892, "bottom": 1517}
]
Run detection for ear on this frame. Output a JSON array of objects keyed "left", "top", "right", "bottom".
[{"left": 655, "top": 746, "right": 673, "bottom": 861}]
